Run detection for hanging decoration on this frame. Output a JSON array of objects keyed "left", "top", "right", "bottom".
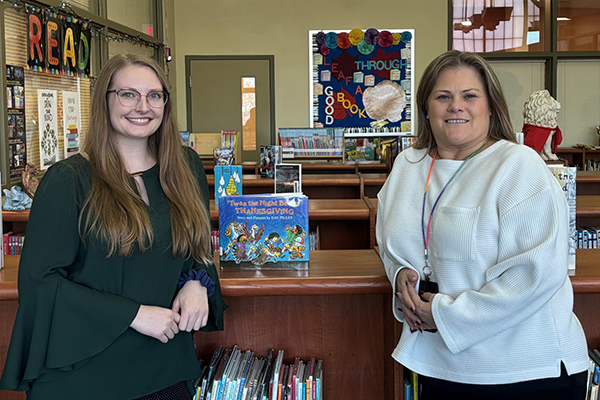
[
  {"left": 3, "top": 0, "right": 163, "bottom": 78},
  {"left": 309, "top": 28, "right": 414, "bottom": 135}
]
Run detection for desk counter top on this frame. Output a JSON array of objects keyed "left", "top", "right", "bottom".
[{"left": 3, "top": 249, "right": 600, "bottom": 300}]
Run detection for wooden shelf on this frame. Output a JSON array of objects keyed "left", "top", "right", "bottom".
[
  {"left": 577, "top": 195, "right": 600, "bottom": 218},
  {"left": 2, "top": 210, "right": 30, "bottom": 222}
]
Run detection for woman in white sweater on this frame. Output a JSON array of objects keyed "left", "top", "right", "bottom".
[{"left": 376, "top": 50, "right": 588, "bottom": 399}]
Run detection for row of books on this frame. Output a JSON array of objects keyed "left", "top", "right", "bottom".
[
  {"left": 3, "top": 232, "right": 24, "bottom": 255},
  {"left": 583, "top": 159, "right": 600, "bottom": 172},
  {"left": 587, "top": 349, "right": 600, "bottom": 400},
  {"left": 344, "top": 135, "right": 416, "bottom": 162},
  {"left": 194, "top": 346, "right": 323, "bottom": 400},
  {"left": 577, "top": 227, "right": 600, "bottom": 249},
  {"left": 278, "top": 128, "right": 344, "bottom": 158}
]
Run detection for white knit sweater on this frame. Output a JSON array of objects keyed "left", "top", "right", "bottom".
[{"left": 376, "top": 140, "right": 588, "bottom": 384}]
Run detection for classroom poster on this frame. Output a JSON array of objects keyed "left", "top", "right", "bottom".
[
  {"left": 62, "top": 91, "right": 81, "bottom": 158},
  {"left": 309, "top": 28, "right": 414, "bottom": 135},
  {"left": 38, "top": 89, "right": 59, "bottom": 169},
  {"left": 6, "top": 65, "right": 26, "bottom": 178}
]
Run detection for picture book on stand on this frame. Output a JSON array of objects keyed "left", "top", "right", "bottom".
[
  {"left": 219, "top": 193, "right": 309, "bottom": 269},
  {"left": 259, "top": 145, "right": 282, "bottom": 178},
  {"left": 214, "top": 164, "right": 242, "bottom": 206},
  {"left": 274, "top": 164, "right": 302, "bottom": 194},
  {"left": 547, "top": 164, "right": 576, "bottom": 272}
]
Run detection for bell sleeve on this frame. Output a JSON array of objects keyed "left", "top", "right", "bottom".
[
  {"left": 0, "top": 162, "right": 140, "bottom": 390},
  {"left": 183, "top": 146, "right": 227, "bottom": 332}
]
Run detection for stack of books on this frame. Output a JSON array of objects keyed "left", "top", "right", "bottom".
[{"left": 194, "top": 346, "right": 323, "bottom": 400}]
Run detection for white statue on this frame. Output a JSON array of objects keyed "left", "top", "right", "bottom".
[{"left": 522, "top": 89, "right": 562, "bottom": 161}]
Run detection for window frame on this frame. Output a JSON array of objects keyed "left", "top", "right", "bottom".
[{"left": 447, "top": 0, "right": 600, "bottom": 97}]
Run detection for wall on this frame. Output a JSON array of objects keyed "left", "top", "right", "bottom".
[{"left": 167, "top": 0, "right": 448, "bottom": 134}]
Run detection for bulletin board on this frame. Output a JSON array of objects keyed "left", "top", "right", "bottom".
[{"left": 309, "top": 29, "right": 414, "bottom": 136}]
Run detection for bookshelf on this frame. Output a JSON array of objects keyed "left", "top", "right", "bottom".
[
  {"left": 555, "top": 147, "right": 600, "bottom": 171},
  {"left": 278, "top": 128, "right": 344, "bottom": 163}
]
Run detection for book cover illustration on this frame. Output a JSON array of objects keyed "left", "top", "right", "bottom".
[
  {"left": 213, "top": 148, "right": 235, "bottom": 165},
  {"left": 214, "top": 165, "right": 242, "bottom": 206},
  {"left": 219, "top": 194, "right": 309, "bottom": 269},
  {"left": 548, "top": 165, "right": 576, "bottom": 272},
  {"left": 274, "top": 164, "right": 302, "bottom": 194},
  {"left": 259, "top": 145, "right": 282, "bottom": 178}
]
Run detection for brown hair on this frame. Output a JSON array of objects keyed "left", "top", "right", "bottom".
[
  {"left": 81, "top": 54, "right": 212, "bottom": 264},
  {"left": 413, "top": 50, "right": 516, "bottom": 153}
]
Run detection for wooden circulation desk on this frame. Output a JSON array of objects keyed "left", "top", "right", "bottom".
[{"left": 2, "top": 250, "right": 600, "bottom": 400}]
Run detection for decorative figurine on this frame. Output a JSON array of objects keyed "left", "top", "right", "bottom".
[
  {"left": 596, "top": 125, "right": 600, "bottom": 146},
  {"left": 522, "top": 89, "right": 562, "bottom": 161},
  {"left": 21, "top": 163, "right": 39, "bottom": 199},
  {"left": 3, "top": 186, "right": 33, "bottom": 211}
]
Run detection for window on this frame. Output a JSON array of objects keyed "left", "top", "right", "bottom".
[{"left": 450, "top": 0, "right": 600, "bottom": 147}]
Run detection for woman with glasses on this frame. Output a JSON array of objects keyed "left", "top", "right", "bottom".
[{"left": 0, "top": 54, "right": 226, "bottom": 400}]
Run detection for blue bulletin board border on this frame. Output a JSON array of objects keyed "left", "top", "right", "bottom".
[{"left": 309, "top": 29, "right": 414, "bottom": 137}]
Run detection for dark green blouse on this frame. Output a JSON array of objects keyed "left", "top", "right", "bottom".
[{"left": 0, "top": 147, "right": 226, "bottom": 399}]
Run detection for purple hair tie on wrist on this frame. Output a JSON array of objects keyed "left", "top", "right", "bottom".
[{"left": 177, "top": 269, "right": 215, "bottom": 297}]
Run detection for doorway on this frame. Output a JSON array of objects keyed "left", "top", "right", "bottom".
[{"left": 185, "top": 55, "right": 276, "bottom": 163}]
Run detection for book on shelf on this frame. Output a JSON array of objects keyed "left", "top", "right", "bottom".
[
  {"left": 588, "top": 349, "right": 600, "bottom": 400},
  {"left": 547, "top": 165, "right": 577, "bottom": 272},
  {"left": 214, "top": 165, "right": 242, "bottom": 206},
  {"left": 259, "top": 145, "right": 283, "bottom": 178},
  {"left": 221, "top": 130, "right": 237, "bottom": 150},
  {"left": 274, "top": 164, "right": 302, "bottom": 194},
  {"left": 403, "top": 367, "right": 419, "bottom": 400},
  {"left": 219, "top": 193, "right": 309, "bottom": 269},
  {"left": 214, "top": 148, "right": 235, "bottom": 165}
]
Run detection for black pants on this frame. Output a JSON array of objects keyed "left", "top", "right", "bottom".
[
  {"left": 132, "top": 381, "right": 193, "bottom": 400},
  {"left": 419, "top": 364, "right": 587, "bottom": 400}
]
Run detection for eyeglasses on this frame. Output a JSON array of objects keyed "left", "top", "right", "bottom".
[{"left": 107, "top": 88, "right": 169, "bottom": 108}]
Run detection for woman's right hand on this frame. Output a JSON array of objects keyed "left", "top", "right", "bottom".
[
  {"left": 395, "top": 268, "right": 422, "bottom": 332},
  {"left": 130, "top": 305, "right": 181, "bottom": 343}
]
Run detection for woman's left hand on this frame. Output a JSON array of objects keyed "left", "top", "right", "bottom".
[
  {"left": 407, "top": 284, "right": 438, "bottom": 332},
  {"left": 172, "top": 280, "right": 209, "bottom": 332}
]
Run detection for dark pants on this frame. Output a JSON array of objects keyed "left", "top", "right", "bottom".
[{"left": 419, "top": 364, "right": 587, "bottom": 400}]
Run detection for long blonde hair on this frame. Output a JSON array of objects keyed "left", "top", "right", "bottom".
[
  {"left": 81, "top": 54, "right": 212, "bottom": 264},
  {"left": 414, "top": 51, "right": 516, "bottom": 154}
]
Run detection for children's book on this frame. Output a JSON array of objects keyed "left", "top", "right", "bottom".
[
  {"left": 214, "top": 148, "right": 235, "bottom": 165},
  {"left": 214, "top": 165, "right": 242, "bottom": 206},
  {"left": 547, "top": 165, "right": 577, "bottom": 272},
  {"left": 219, "top": 193, "right": 309, "bottom": 269},
  {"left": 259, "top": 145, "right": 282, "bottom": 178},
  {"left": 274, "top": 164, "right": 302, "bottom": 194}
]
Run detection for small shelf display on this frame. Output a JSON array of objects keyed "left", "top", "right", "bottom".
[{"left": 278, "top": 127, "right": 344, "bottom": 161}]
